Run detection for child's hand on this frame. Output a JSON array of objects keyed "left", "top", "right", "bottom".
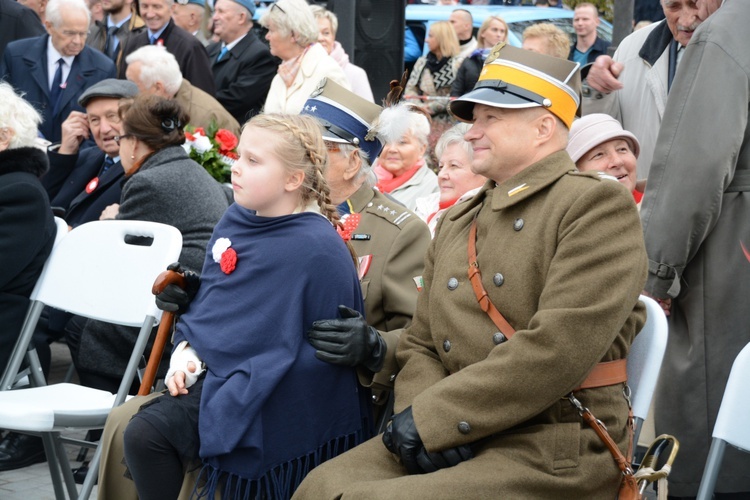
[{"left": 167, "top": 361, "right": 198, "bottom": 396}]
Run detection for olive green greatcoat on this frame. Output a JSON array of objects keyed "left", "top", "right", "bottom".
[
  {"left": 347, "top": 184, "right": 431, "bottom": 398},
  {"left": 293, "top": 150, "right": 648, "bottom": 499}
]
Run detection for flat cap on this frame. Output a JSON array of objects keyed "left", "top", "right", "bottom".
[{"left": 78, "top": 79, "right": 139, "bottom": 107}]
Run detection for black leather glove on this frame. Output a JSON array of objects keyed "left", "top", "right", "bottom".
[
  {"left": 154, "top": 262, "right": 200, "bottom": 313},
  {"left": 383, "top": 407, "right": 474, "bottom": 475},
  {"left": 307, "top": 305, "right": 386, "bottom": 372},
  {"left": 382, "top": 406, "right": 424, "bottom": 474},
  {"left": 415, "top": 443, "right": 474, "bottom": 474}
]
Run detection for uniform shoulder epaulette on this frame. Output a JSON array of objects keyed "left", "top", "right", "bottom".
[{"left": 365, "top": 198, "right": 414, "bottom": 227}]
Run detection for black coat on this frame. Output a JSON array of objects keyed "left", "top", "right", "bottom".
[
  {"left": 0, "top": 36, "right": 117, "bottom": 143},
  {"left": 119, "top": 19, "right": 216, "bottom": 95},
  {"left": 0, "top": 0, "right": 45, "bottom": 61},
  {"left": 207, "top": 32, "right": 279, "bottom": 124},
  {"left": 450, "top": 54, "right": 483, "bottom": 97},
  {"left": 43, "top": 146, "right": 125, "bottom": 227},
  {"left": 0, "top": 147, "right": 55, "bottom": 373}
]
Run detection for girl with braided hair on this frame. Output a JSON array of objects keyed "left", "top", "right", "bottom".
[{"left": 121, "top": 113, "right": 370, "bottom": 500}]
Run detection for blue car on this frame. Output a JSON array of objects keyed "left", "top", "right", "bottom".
[{"left": 405, "top": 4, "right": 613, "bottom": 53}]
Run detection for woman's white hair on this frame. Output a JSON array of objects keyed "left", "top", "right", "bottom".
[
  {"left": 0, "top": 82, "right": 43, "bottom": 149},
  {"left": 435, "top": 123, "right": 473, "bottom": 162},
  {"left": 309, "top": 5, "right": 338, "bottom": 35},
  {"left": 125, "top": 46, "right": 183, "bottom": 96},
  {"left": 46, "top": 0, "right": 91, "bottom": 28},
  {"left": 377, "top": 103, "right": 431, "bottom": 147},
  {"left": 258, "top": 0, "right": 319, "bottom": 47}
]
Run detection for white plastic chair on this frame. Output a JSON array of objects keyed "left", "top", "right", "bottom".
[
  {"left": 0, "top": 220, "right": 182, "bottom": 500},
  {"left": 696, "top": 342, "right": 750, "bottom": 500},
  {"left": 627, "top": 295, "right": 669, "bottom": 447}
]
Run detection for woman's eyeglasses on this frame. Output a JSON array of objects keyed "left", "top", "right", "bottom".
[
  {"left": 271, "top": 2, "right": 285, "bottom": 14},
  {"left": 113, "top": 134, "right": 131, "bottom": 146}
]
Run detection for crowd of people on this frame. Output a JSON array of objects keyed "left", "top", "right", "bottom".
[{"left": 0, "top": 0, "right": 747, "bottom": 499}]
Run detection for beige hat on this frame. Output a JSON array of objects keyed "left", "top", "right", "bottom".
[{"left": 566, "top": 114, "right": 640, "bottom": 163}]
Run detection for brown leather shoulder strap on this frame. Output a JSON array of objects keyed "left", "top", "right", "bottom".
[{"left": 468, "top": 217, "right": 516, "bottom": 338}]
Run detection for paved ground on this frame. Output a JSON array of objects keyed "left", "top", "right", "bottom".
[{"left": 0, "top": 341, "right": 98, "bottom": 499}]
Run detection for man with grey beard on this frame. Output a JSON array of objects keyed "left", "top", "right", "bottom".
[{"left": 582, "top": 0, "right": 702, "bottom": 179}]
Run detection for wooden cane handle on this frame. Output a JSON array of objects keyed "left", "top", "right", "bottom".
[
  {"left": 151, "top": 269, "right": 187, "bottom": 295},
  {"left": 138, "top": 271, "right": 188, "bottom": 395}
]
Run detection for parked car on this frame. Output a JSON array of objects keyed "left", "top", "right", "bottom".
[{"left": 405, "top": 4, "right": 613, "bottom": 54}]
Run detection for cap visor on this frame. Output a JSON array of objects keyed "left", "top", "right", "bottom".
[{"left": 450, "top": 87, "right": 540, "bottom": 122}]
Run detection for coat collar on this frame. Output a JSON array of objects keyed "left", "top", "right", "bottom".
[
  {"left": 346, "top": 182, "right": 376, "bottom": 213},
  {"left": 0, "top": 147, "right": 49, "bottom": 177},
  {"left": 448, "top": 150, "right": 576, "bottom": 220},
  {"left": 209, "top": 31, "right": 257, "bottom": 63},
  {"left": 639, "top": 20, "right": 673, "bottom": 66}
]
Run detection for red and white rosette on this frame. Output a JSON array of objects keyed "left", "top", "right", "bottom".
[{"left": 212, "top": 237, "right": 237, "bottom": 275}]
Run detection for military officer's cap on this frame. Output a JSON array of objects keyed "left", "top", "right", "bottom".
[
  {"left": 450, "top": 42, "right": 582, "bottom": 128},
  {"left": 301, "top": 78, "right": 384, "bottom": 162}
]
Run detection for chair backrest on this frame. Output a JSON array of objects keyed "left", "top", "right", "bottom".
[
  {"left": 627, "top": 295, "right": 669, "bottom": 423},
  {"left": 712, "top": 342, "right": 750, "bottom": 452},
  {"left": 31, "top": 220, "right": 183, "bottom": 326},
  {"left": 53, "top": 216, "right": 68, "bottom": 245}
]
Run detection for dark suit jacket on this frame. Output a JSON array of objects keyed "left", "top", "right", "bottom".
[
  {"left": 43, "top": 146, "right": 125, "bottom": 227},
  {"left": 208, "top": 32, "right": 278, "bottom": 124},
  {"left": 0, "top": 36, "right": 116, "bottom": 143},
  {"left": 0, "top": 0, "right": 45, "bottom": 61},
  {"left": 119, "top": 19, "right": 215, "bottom": 95}
]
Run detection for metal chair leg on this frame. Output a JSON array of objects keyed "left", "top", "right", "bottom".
[{"left": 696, "top": 438, "right": 726, "bottom": 500}]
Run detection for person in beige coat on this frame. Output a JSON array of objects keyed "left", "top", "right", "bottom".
[
  {"left": 259, "top": 0, "right": 349, "bottom": 115},
  {"left": 294, "top": 43, "right": 648, "bottom": 499},
  {"left": 124, "top": 45, "right": 240, "bottom": 136}
]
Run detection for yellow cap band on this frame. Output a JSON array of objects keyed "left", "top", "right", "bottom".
[{"left": 478, "top": 63, "right": 578, "bottom": 128}]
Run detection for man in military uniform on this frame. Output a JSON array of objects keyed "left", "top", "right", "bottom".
[
  {"left": 294, "top": 44, "right": 648, "bottom": 498},
  {"left": 301, "top": 79, "right": 431, "bottom": 411},
  {"left": 94, "top": 80, "right": 431, "bottom": 498}
]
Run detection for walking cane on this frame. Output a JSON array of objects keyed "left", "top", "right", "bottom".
[{"left": 137, "top": 269, "right": 187, "bottom": 396}]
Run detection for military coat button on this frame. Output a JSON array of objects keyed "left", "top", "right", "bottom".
[
  {"left": 447, "top": 277, "right": 459, "bottom": 290},
  {"left": 493, "top": 332, "right": 507, "bottom": 345},
  {"left": 457, "top": 421, "right": 471, "bottom": 434},
  {"left": 493, "top": 273, "right": 504, "bottom": 286},
  {"left": 443, "top": 340, "right": 451, "bottom": 352},
  {"left": 514, "top": 218, "right": 524, "bottom": 231}
]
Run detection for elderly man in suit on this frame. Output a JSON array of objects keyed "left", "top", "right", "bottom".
[
  {"left": 125, "top": 45, "right": 240, "bottom": 135},
  {"left": 118, "top": 0, "right": 215, "bottom": 95},
  {"left": 207, "top": 0, "right": 277, "bottom": 124},
  {"left": 0, "top": 0, "right": 116, "bottom": 143},
  {"left": 43, "top": 78, "right": 139, "bottom": 226},
  {"left": 172, "top": 0, "right": 210, "bottom": 46},
  {"left": 294, "top": 43, "right": 648, "bottom": 499},
  {"left": 0, "top": 0, "right": 46, "bottom": 60}
]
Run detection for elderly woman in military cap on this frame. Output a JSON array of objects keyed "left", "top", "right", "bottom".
[{"left": 294, "top": 43, "right": 648, "bottom": 499}]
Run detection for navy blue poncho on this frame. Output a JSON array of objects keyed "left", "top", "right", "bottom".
[{"left": 173, "top": 204, "right": 370, "bottom": 498}]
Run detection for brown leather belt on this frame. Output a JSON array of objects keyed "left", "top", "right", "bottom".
[{"left": 467, "top": 218, "right": 627, "bottom": 391}]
